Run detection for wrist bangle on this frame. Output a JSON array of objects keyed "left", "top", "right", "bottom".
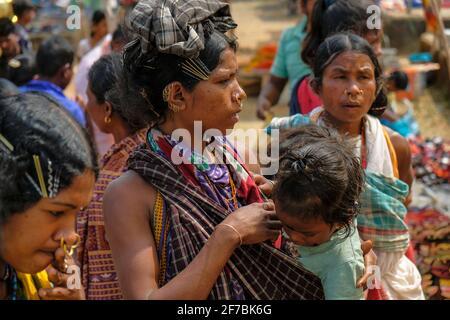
[{"left": 218, "top": 223, "right": 243, "bottom": 246}]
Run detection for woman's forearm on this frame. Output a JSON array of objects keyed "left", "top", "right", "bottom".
[{"left": 147, "top": 226, "right": 239, "bottom": 300}]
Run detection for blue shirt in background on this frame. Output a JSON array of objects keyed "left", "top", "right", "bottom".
[
  {"left": 20, "top": 80, "right": 86, "bottom": 127},
  {"left": 270, "top": 18, "right": 311, "bottom": 92}
]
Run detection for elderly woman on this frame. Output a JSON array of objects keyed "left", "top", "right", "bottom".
[
  {"left": 77, "top": 53, "right": 148, "bottom": 300},
  {"left": 103, "top": 0, "right": 324, "bottom": 300},
  {"left": 0, "top": 92, "right": 97, "bottom": 300}
]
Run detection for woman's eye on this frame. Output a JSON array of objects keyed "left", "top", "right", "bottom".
[{"left": 49, "top": 211, "right": 64, "bottom": 217}]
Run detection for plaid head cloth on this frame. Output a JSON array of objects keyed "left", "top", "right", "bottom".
[
  {"left": 125, "top": 0, "right": 237, "bottom": 63},
  {"left": 128, "top": 144, "right": 324, "bottom": 300}
]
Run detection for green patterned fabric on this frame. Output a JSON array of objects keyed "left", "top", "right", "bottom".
[{"left": 358, "top": 171, "right": 410, "bottom": 252}]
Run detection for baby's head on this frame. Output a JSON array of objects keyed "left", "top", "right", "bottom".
[{"left": 272, "top": 125, "right": 364, "bottom": 247}]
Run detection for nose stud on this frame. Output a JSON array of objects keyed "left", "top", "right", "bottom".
[{"left": 344, "top": 89, "right": 364, "bottom": 103}]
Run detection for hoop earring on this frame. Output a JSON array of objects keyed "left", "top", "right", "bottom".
[{"left": 104, "top": 115, "right": 112, "bottom": 124}]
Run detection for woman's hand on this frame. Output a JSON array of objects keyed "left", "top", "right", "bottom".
[
  {"left": 39, "top": 247, "right": 85, "bottom": 300},
  {"left": 220, "top": 202, "right": 282, "bottom": 245},
  {"left": 253, "top": 174, "right": 275, "bottom": 198},
  {"left": 357, "top": 240, "right": 378, "bottom": 289}
]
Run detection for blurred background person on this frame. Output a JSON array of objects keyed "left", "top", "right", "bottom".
[
  {"left": 0, "top": 18, "right": 21, "bottom": 78},
  {"left": 77, "top": 10, "right": 109, "bottom": 61},
  {"left": 256, "top": 0, "right": 316, "bottom": 120},
  {"left": 75, "top": 25, "right": 128, "bottom": 158},
  {"left": 20, "top": 35, "right": 86, "bottom": 127},
  {"left": 12, "top": 0, "right": 38, "bottom": 54},
  {"left": 5, "top": 53, "right": 36, "bottom": 87}
]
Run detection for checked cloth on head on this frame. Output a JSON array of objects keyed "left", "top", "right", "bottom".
[
  {"left": 127, "top": 131, "right": 324, "bottom": 300},
  {"left": 125, "top": 0, "right": 237, "bottom": 62}
]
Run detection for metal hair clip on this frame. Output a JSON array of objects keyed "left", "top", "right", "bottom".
[{"left": 0, "top": 133, "right": 45, "bottom": 196}]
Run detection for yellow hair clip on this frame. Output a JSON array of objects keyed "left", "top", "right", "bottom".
[{"left": 32, "top": 155, "right": 48, "bottom": 198}]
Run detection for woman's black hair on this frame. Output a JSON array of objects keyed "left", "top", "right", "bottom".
[
  {"left": 88, "top": 53, "right": 148, "bottom": 132},
  {"left": 272, "top": 124, "right": 364, "bottom": 238},
  {"left": 0, "top": 92, "right": 98, "bottom": 224},
  {"left": 92, "top": 10, "right": 106, "bottom": 25},
  {"left": 311, "top": 33, "right": 387, "bottom": 116},
  {"left": 122, "top": 29, "right": 237, "bottom": 126},
  {"left": 0, "top": 78, "right": 19, "bottom": 98},
  {"left": 302, "top": 0, "right": 379, "bottom": 68}
]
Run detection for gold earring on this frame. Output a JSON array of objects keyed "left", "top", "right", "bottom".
[
  {"left": 104, "top": 115, "right": 111, "bottom": 124},
  {"left": 162, "top": 84, "right": 171, "bottom": 102},
  {"left": 168, "top": 104, "right": 183, "bottom": 113}
]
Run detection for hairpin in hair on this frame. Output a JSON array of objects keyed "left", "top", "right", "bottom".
[
  {"left": 140, "top": 88, "right": 161, "bottom": 118},
  {"left": 33, "top": 155, "right": 49, "bottom": 198},
  {"left": 1, "top": 133, "right": 44, "bottom": 196},
  {"left": 0, "top": 133, "right": 14, "bottom": 153},
  {"left": 47, "top": 160, "right": 61, "bottom": 198},
  {"left": 181, "top": 58, "right": 210, "bottom": 81}
]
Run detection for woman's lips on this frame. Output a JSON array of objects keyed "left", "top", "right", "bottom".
[{"left": 342, "top": 103, "right": 361, "bottom": 108}]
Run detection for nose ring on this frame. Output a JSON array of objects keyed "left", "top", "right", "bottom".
[{"left": 60, "top": 234, "right": 81, "bottom": 257}]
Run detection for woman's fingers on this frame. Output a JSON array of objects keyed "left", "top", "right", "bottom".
[
  {"left": 46, "top": 264, "right": 70, "bottom": 287},
  {"left": 51, "top": 247, "right": 67, "bottom": 272},
  {"left": 38, "top": 287, "right": 84, "bottom": 300},
  {"left": 357, "top": 243, "right": 378, "bottom": 289},
  {"left": 262, "top": 201, "right": 275, "bottom": 211},
  {"left": 361, "top": 240, "right": 373, "bottom": 255}
]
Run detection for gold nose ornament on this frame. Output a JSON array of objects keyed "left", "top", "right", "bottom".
[{"left": 60, "top": 236, "right": 80, "bottom": 272}]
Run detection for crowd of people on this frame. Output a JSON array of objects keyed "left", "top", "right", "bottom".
[{"left": 0, "top": 0, "right": 430, "bottom": 300}]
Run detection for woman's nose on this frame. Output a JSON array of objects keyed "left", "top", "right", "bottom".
[
  {"left": 234, "top": 83, "right": 247, "bottom": 103},
  {"left": 346, "top": 82, "right": 362, "bottom": 95}
]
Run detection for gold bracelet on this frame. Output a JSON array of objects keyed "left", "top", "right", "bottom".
[{"left": 218, "top": 223, "right": 243, "bottom": 246}]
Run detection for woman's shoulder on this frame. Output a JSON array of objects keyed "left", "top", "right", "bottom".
[
  {"left": 104, "top": 170, "right": 156, "bottom": 220},
  {"left": 384, "top": 126, "right": 411, "bottom": 164}
]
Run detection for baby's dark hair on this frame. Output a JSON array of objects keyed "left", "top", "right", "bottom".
[
  {"left": 272, "top": 124, "right": 364, "bottom": 238},
  {"left": 311, "top": 33, "right": 387, "bottom": 117},
  {"left": 0, "top": 92, "right": 98, "bottom": 224}
]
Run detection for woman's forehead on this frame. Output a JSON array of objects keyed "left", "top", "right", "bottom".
[
  {"left": 212, "top": 48, "right": 237, "bottom": 75},
  {"left": 326, "top": 51, "right": 374, "bottom": 71}
]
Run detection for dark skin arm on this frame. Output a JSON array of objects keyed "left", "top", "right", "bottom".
[
  {"left": 256, "top": 75, "right": 288, "bottom": 120},
  {"left": 387, "top": 129, "right": 414, "bottom": 206},
  {"left": 103, "top": 171, "right": 281, "bottom": 300}
]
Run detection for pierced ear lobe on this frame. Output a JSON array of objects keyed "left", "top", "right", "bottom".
[
  {"left": 167, "top": 82, "right": 187, "bottom": 112},
  {"left": 309, "top": 78, "right": 321, "bottom": 95},
  {"left": 104, "top": 101, "right": 113, "bottom": 116}
]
